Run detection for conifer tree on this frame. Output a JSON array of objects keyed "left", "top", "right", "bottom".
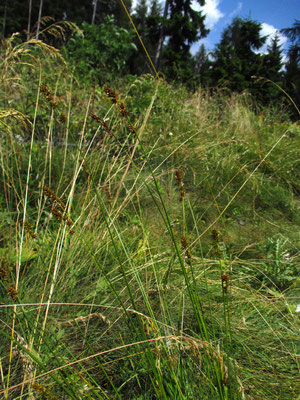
[
  {"left": 193, "top": 43, "right": 211, "bottom": 86},
  {"left": 129, "top": 0, "right": 149, "bottom": 74},
  {"left": 161, "top": 0, "right": 208, "bottom": 82},
  {"left": 264, "top": 33, "right": 284, "bottom": 80},
  {"left": 129, "top": 0, "right": 162, "bottom": 75},
  {"left": 210, "top": 17, "right": 266, "bottom": 92},
  {"left": 0, "top": 0, "right": 132, "bottom": 38},
  {"left": 281, "top": 20, "right": 300, "bottom": 109},
  {"left": 259, "top": 33, "right": 284, "bottom": 103}
]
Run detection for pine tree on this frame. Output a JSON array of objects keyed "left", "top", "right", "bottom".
[
  {"left": 95, "top": 0, "right": 132, "bottom": 27},
  {"left": 259, "top": 33, "right": 284, "bottom": 103},
  {"left": 147, "top": 0, "right": 162, "bottom": 55},
  {"left": 161, "top": 0, "right": 209, "bottom": 82},
  {"left": 129, "top": 0, "right": 162, "bottom": 75},
  {"left": 1, "top": 0, "right": 8, "bottom": 38},
  {"left": 0, "top": 0, "right": 27, "bottom": 37},
  {"left": 264, "top": 33, "right": 283, "bottom": 79},
  {"left": 0, "top": 0, "right": 132, "bottom": 38},
  {"left": 135, "top": 0, "right": 148, "bottom": 28},
  {"left": 128, "top": 0, "right": 149, "bottom": 74},
  {"left": 154, "top": 0, "right": 169, "bottom": 70},
  {"left": 193, "top": 43, "right": 211, "bottom": 86},
  {"left": 210, "top": 17, "right": 266, "bottom": 92},
  {"left": 281, "top": 20, "right": 300, "bottom": 111}
]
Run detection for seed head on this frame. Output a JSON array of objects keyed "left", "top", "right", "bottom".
[{"left": 104, "top": 87, "right": 118, "bottom": 104}]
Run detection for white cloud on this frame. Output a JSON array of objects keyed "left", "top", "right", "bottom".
[
  {"left": 191, "top": 37, "right": 211, "bottom": 54},
  {"left": 192, "top": 0, "right": 224, "bottom": 29},
  {"left": 257, "top": 22, "right": 288, "bottom": 54},
  {"left": 228, "top": 2, "right": 243, "bottom": 19},
  {"left": 132, "top": 1, "right": 224, "bottom": 30}
]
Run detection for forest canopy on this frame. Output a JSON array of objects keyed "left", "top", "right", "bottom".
[{"left": 0, "top": 1, "right": 299, "bottom": 111}]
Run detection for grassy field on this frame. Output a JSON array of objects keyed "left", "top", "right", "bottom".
[{"left": 0, "top": 34, "right": 299, "bottom": 400}]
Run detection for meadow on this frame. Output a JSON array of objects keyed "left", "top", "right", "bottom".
[{"left": 0, "top": 33, "right": 299, "bottom": 399}]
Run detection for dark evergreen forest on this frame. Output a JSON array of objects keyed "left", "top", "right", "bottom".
[{"left": 1, "top": 1, "right": 299, "bottom": 112}]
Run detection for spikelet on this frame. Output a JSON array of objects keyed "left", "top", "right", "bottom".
[
  {"left": 0, "top": 258, "right": 8, "bottom": 282},
  {"left": 40, "top": 83, "right": 60, "bottom": 109},
  {"left": 90, "top": 113, "right": 113, "bottom": 136},
  {"left": 212, "top": 228, "right": 221, "bottom": 257},
  {"left": 43, "top": 186, "right": 74, "bottom": 234},
  {"left": 24, "top": 220, "right": 37, "bottom": 239},
  {"left": 221, "top": 273, "right": 230, "bottom": 293},
  {"left": 175, "top": 169, "right": 185, "bottom": 201},
  {"left": 104, "top": 87, "right": 118, "bottom": 104},
  {"left": 43, "top": 186, "right": 66, "bottom": 211},
  {"left": 103, "top": 87, "right": 135, "bottom": 136},
  {"left": 180, "top": 235, "right": 192, "bottom": 265},
  {"left": 8, "top": 285, "right": 18, "bottom": 301}
]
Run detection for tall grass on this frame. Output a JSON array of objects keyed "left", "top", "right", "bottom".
[{"left": 0, "top": 31, "right": 299, "bottom": 400}]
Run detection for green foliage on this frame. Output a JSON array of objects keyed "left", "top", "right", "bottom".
[
  {"left": 0, "top": 0, "right": 132, "bottom": 39},
  {"left": 193, "top": 43, "right": 211, "bottom": 86},
  {"left": 281, "top": 20, "right": 300, "bottom": 117},
  {"left": 63, "top": 18, "right": 137, "bottom": 84},
  {"left": 258, "top": 237, "right": 299, "bottom": 289},
  {"left": 129, "top": 0, "right": 162, "bottom": 75},
  {"left": 0, "top": 36, "right": 299, "bottom": 400},
  {"left": 211, "top": 17, "right": 267, "bottom": 91},
  {"left": 210, "top": 17, "right": 285, "bottom": 105},
  {"left": 161, "top": 0, "right": 209, "bottom": 82}
]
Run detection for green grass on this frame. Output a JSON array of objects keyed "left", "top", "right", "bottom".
[{"left": 0, "top": 33, "right": 299, "bottom": 400}]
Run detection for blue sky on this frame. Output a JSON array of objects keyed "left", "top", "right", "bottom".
[{"left": 132, "top": 0, "right": 300, "bottom": 56}]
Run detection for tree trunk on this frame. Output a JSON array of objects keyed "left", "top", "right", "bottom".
[
  {"left": 27, "top": 0, "right": 32, "bottom": 41},
  {"left": 36, "top": 0, "right": 44, "bottom": 40},
  {"left": 91, "top": 0, "right": 98, "bottom": 25},
  {"left": 154, "top": 0, "right": 169, "bottom": 71}
]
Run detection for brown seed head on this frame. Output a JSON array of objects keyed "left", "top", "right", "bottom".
[
  {"left": 181, "top": 235, "right": 188, "bottom": 249},
  {"left": 104, "top": 87, "right": 118, "bottom": 104},
  {"left": 212, "top": 228, "right": 220, "bottom": 243},
  {"left": 8, "top": 285, "right": 18, "bottom": 301}
]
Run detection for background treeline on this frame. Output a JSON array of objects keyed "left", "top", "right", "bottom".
[{"left": 0, "top": 0, "right": 299, "bottom": 112}]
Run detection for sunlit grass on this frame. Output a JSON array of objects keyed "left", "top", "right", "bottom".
[{"left": 0, "top": 33, "right": 299, "bottom": 400}]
